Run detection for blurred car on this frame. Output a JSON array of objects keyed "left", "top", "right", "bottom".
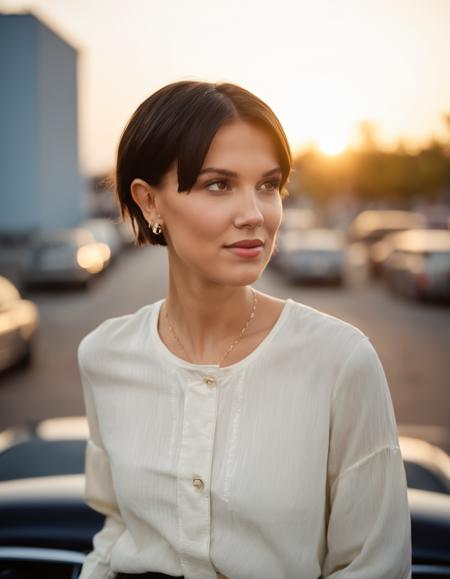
[
  {"left": 401, "top": 436, "right": 450, "bottom": 495},
  {"left": 276, "top": 228, "right": 347, "bottom": 285},
  {"left": 0, "top": 416, "right": 450, "bottom": 577},
  {"left": 270, "top": 208, "right": 319, "bottom": 270},
  {"left": 348, "top": 210, "right": 427, "bottom": 276},
  {"left": 382, "top": 229, "right": 450, "bottom": 302},
  {"left": 369, "top": 235, "right": 401, "bottom": 277},
  {"left": 0, "top": 475, "right": 92, "bottom": 578},
  {"left": 79, "top": 218, "right": 123, "bottom": 263},
  {"left": 348, "top": 210, "right": 427, "bottom": 245},
  {"left": 22, "top": 228, "right": 110, "bottom": 290},
  {"left": 280, "top": 207, "right": 319, "bottom": 232},
  {"left": 0, "top": 417, "right": 89, "bottom": 482},
  {"left": 0, "top": 276, "right": 39, "bottom": 373}
]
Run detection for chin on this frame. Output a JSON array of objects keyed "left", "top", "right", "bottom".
[{"left": 217, "top": 266, "right": 266, "bottom": 287}]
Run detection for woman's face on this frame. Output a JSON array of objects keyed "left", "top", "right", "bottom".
[{"left": 144, "top": 120, "right": 284, "bottom": 287}]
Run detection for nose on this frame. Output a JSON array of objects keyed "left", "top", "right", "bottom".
[{"left": 233, "top": 189, "right": 264, "bottom": 229}]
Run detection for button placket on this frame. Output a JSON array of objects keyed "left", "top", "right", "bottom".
[{"left": 177, "top": 372, "right": 219, "bottom": 578}]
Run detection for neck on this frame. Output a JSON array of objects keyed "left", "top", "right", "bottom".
[{"left": 163, "top": 274, "right": 256, "bottom": 364}]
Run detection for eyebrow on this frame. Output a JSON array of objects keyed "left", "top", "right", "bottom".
[{"left": 197, "top": 167, "right": 282, "bottom": 178}]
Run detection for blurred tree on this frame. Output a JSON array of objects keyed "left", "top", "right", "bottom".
[
  {"left": 414, "top": 141, "right": 449, "bottom": 200},
  {"left": 357, "top": 120, "right": 379, "bottom": 151},
  {"left": 292, "top": 115, "right": 450, "bottom": 208}
]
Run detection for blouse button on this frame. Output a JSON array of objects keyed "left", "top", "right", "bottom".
[
  {"left": 203, "top": 376, "right": 216, "bottom": 388},
  {"left": 192, "top": 476, "right": 205, "bottom": 490}
]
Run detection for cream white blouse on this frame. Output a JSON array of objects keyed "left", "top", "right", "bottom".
[{"left": 77, "top": 297, "right": 412, "bottom": 579}]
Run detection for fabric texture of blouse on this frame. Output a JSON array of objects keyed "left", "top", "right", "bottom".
[{"left": 77, "top": 297, "right": 412, "bottom": 579}]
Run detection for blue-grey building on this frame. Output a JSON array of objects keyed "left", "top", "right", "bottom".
[{"left": 0, "top": 13, "right": 84, "bottom": 236}]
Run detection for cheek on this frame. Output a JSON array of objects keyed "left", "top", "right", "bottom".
[
  {"left": 168, "top": 201, "right": 228, "bottom": 245},
  {"left": 190, "top": 207, "right": 228, "bottom": 240}
]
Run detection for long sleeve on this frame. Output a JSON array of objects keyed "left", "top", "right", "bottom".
[
  {"left": 322, "top": 337, "right": 412, "bottom": 579},
  {"left": 78, "top": 343, "right": 126, "bottom": 579}
]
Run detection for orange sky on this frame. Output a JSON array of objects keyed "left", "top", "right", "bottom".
[{"left": 2, "top": 0, "right": 450, "bottom": 175}]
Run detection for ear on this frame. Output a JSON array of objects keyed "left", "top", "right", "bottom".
[{"left": 130, "top": 178, "right": 160, "bottom": 225}]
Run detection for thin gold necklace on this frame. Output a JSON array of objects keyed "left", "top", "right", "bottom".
[{"left": 163, "top": 288, "right": 257, "bottom": 367}]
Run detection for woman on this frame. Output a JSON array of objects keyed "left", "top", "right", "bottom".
[{"left": 78, "top": 80, "right": 412, "bottom": 579}]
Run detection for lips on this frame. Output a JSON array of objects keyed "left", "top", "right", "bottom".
[{"left": 225, "top": 239, "right": 264, "bottom": 248}]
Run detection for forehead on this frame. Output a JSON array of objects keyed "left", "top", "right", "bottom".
[
  {"left": 203, "top": 120, "right": 278, "bottom": 167},
  {"left": 162, "top": 120, "right": 280, "bottom": 189}
]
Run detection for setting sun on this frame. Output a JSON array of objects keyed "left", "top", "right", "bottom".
[
  {"left": 316, "top": 136, "right": 348, "bottom": 156},
  {"left": 276, "top": 73, "right": 360, "bottom": 159}
]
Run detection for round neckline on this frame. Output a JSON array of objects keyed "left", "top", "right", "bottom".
[{"left": 149, "top": 296, "right": 294, "bottom": 373}]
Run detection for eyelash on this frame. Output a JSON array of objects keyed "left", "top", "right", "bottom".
[{"left": 205, "top": 179, "right": 281, "bottom": 192}]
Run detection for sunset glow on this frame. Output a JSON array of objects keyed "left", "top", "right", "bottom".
[
  {"left": 317, "top": 138, "right": 348, "bottom": 157},
  {"left": 1, "top": 0, "right": 449, "bottom": 174}
]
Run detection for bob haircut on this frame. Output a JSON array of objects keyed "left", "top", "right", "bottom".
[{"left": 115, "top": 80, "right": 293, "bottom": 247}]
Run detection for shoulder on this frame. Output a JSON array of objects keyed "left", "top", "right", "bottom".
[
  {"left": 77, "top": 301, "right": 161, "bottom": 373},
  {"left": 275, "top": 298, "right": 372, "bottom": 379},
  {"left": 283, "top": 299, "right": 386, "bottom": 392},
  {"left": 285, "top": 298, "right": 367, "bottom": 346}
]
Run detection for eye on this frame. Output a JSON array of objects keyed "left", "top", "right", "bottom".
[
  {"left": 205, "top": 179, "right": 231, "bottom": 192},
  {"left": 260, "top": 180, "right": 281, "bottom": 192}
]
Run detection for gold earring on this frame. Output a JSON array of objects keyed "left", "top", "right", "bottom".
[{"left": 151, "top": 222, "right": 162, "bottom": 235}]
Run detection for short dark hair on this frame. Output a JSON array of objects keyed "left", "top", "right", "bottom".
[{"left": 114, "top": 80, "right": 293, "bottom": 246}]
